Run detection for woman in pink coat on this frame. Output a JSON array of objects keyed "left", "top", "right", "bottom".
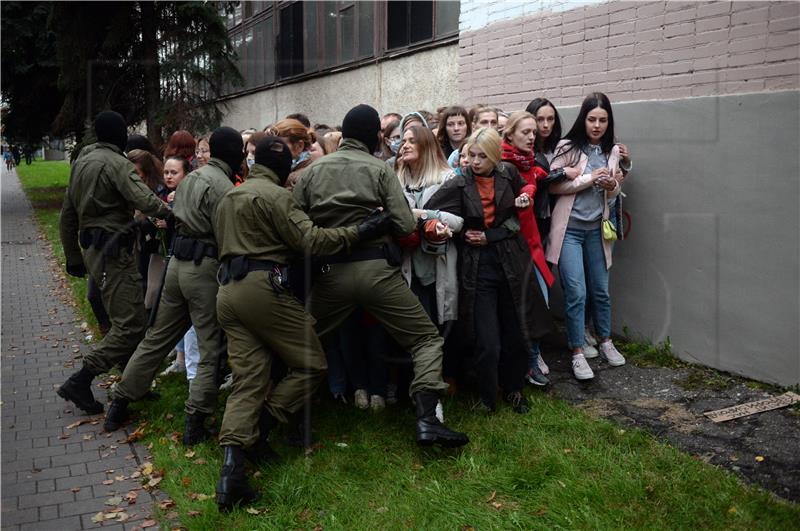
[{"left": 547, "top": 93, "right": 626, "bottom": 381}]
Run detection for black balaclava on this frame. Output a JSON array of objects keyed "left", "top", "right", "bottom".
[
  {"left": 341, "top": 104, "right": 380, "bottom": 154},
  {"left": 209, "top": 126, "right": 244, "bottom": 180},
  {"left": 255, "top": 136, "right": 292, "bottom": 185},
  {"left": 94, "top": 111, "right": 127, "bottom": 151},
  {"left": 125, "top": 134, "right": 156, "bottom": 156}
]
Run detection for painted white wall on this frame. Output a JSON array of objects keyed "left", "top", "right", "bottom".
[
  {"left": 221, "top": 45, "right": 458, "bottom": 130},
  {"left": 459, "top": 0, "right": 605, "bottom": 32}
]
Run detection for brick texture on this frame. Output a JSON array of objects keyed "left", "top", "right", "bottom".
[{"left": 458, "top": 0, "right": 800, "bottom": 107}]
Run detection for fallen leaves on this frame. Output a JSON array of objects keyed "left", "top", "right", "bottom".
[
  {"left": 124, "top": 423, "right": 147, "bottom": 442},
  {"left": 182, "top": 476, "right": 191, "bottom": 487},
  {"left": 66, "top": 416, "right": 103, "bottom": 429},
  {"left": 159, "top": 499, "right": 176, "bottom": 510},
  {"left": 105, "top": 496, "right": 123, "bottom": 506},
  {"left": 126, "top": 491, "right": 139, "bottom": 504},
  {"left": 189, "top": 492, "right": 211, "bottom": 501},
  {"left": 184, "top": 450, "right": 196, "bottom": 458},
  {"left": 246, "top": 507, "right": 269, "bottom": 515}
]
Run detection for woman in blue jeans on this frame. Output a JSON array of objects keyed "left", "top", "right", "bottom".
[{"left": 546, "top": 93, "right": 626, "bottom": 380}]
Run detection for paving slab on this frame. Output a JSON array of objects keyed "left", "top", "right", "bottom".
[{"left": 1, "top": 168, "right": 157, "bottom": 529}]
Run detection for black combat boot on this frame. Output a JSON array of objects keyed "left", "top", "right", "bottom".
[
  {"left": 103, "top": 398, "right": 130, "bottom": 432},
  {"left": 57, "top": 365, "right": 104, "bottom": 414},
  {"left": 216, "top": 445, "right": 259, "bottom": 511},
  {"left": 245, "top": 408, "right": 281, "bottom": 465},
  {"left": 413, "top": 391, "right": 469, "bottom": 448},
  {"left": 182, "top": 413, "right": 210, "bottom": 446}
]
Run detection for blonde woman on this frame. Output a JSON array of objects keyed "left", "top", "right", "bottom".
[{"left": 426, "top": 128, "right": 551, "bottom": 413}]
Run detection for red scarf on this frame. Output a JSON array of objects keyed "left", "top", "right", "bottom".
[
  {"left": 501, "top": 141, "right": 548, "bottom": 186},
  {"left": 500, "top": 142, "right": 554, "bottom": 287}
]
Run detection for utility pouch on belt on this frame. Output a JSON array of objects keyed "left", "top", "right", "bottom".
[
  {"left": 172, "top": 235, "right": 218, "bottom": 265},
  {"left": 383, "top": 241, "right": 402, "bottom": 267},
  {"left": 228, "top": 256, "right": 249, "bottom": 280}
]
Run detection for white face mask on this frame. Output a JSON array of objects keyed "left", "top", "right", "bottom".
[
  {"left": 246, "top": 157, "right": 255, "bottom": 169},
  {"left": 389, "top": 139, "right": 402, "bottom": 155}
]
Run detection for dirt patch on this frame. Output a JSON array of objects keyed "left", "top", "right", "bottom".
[{"left": 541, "top": 332, "right": 800, "bottom": 501}]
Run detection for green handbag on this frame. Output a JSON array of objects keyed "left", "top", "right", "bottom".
[{"left": 602, "top": 191, "right": 618, "bottom": 241}]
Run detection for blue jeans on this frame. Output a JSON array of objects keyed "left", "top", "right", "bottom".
[{"left": 558, "top": 227, "right": 611, "bottom": 349}]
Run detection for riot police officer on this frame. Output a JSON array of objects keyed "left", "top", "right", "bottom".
[{"left": 58, "top": 111, "right": 171, "bottom": 414}]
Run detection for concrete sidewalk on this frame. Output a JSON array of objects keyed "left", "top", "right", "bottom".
[{"left": 1, "top": 167, "right": 155, "bottom": 530}]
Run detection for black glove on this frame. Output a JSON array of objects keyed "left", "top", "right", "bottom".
[
  {"left": 66, "top": 263, "right": 87, "bottom": 278},
  {"left": 357, "top": 208, "right": 392, "bottom": 240}
]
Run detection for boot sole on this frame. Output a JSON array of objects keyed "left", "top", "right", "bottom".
[
  {"left": 57, "top": 387, "right": 104, "bottom": 415},
  {"left": 216, "top": 490, "right": 260, "bottom": 512}
]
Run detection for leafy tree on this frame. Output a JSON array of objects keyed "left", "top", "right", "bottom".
[
  {"left": 0, "top": 1, "right": 63, "bottom": 144},
  {"left": 3, "top": 1, "right": 242, "bottom": 146}
]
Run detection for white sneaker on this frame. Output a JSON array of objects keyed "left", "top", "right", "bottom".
[
  {"left": 370, "top": 395, "right": 385, "bottom": 411},
  {"left": 572, "top": 354, "right": 595, "bottom": 380},
  {"left": 584, "top": 327, "right": 599, "bottom": 347},
  {"left": 160, "top": 359, "right": 186, "bottom": 376},
  {"left": 536, "top": 353, "right": 550, "bottom": 375},
  {"left": 583, "top": 343, "right": 599, "bottom": 359},
  {"left": 354, "top": 389, "right": 369, "bottom": 409},
  {"left": 599, "top": 340, "right": 626, "bottom": 367}
]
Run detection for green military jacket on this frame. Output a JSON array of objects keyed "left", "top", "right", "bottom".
[
  {"left": 59, "top": 142, "right": 171, "bottom": 267},
  {"left": 215, "top": 164, "right": 360, "bottom": 264},
  {"left": 292, "top": 138, "right": 415, "bottom": 243},
  {"left": 173, "top": 157, "right": 233, "bottom": 246}
]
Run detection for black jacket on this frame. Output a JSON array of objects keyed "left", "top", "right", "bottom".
[{"left": 426, "top": 163, "right": 552, "bottom": 346}]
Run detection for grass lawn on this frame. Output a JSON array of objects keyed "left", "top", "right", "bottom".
[{"left": 15, "top": 162, "right": 800, "bottom": 530}]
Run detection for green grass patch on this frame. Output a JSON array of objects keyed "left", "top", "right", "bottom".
[
  {"left": 16, "top": 159, "right": 70, "bottom": 188},
  {"left": 618, "top": 331, "right": 685, "bottom": 369},
  {"left": 15, "top": 164, "right": 799, "bottom": 528},
  {"left": 134, "top": 376, "right": 798, "bottom": 530}
]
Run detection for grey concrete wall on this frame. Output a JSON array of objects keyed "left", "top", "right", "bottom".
[
  {"left": 558, "top": 91, "right": 799, "bottom": 386},
  {"left": 222, "top": 45, "right": 458, "bottom": 129}
]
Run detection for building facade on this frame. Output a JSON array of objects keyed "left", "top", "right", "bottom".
[{"left": 221, "top": 1, "right": 800, "bottom": 386}]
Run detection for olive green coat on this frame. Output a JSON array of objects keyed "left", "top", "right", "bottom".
[
  {"left": 292, "top": 139, "right": 449, "bottom": 397},
  {"left": 215, "top": 164, "right": 362, "bottom": 447},
  {"left": 173, "top": 158, "right": 233, "bottom": 247},
  {"left": 59, "top": 142, "right": 171, "bottom": 267},
  {"left": 59, "top": 141, "right": 171, "bottom": 375},
  {"left": 113, "top": 158, "right": 234, "bottom": 416}
]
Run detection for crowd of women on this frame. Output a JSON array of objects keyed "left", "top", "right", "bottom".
[{"left": 95, "top": 91, "right": 633, "bottom": 416}]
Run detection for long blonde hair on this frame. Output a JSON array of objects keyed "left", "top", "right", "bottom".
[{"left": 397, "top": 126, "right": 451, "bottom": 188}]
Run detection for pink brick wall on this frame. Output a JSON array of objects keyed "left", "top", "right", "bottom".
[{"left": 457, "top": 1, "right": 800, "bottom": 108}]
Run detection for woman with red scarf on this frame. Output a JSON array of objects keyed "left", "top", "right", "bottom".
[{"left": 500, "top": 111, "right": 555, "bottom": 387}]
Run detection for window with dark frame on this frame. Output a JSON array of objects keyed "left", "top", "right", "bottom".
[{"left": 221, "top": 0, "right": 459, "bottom": 96}]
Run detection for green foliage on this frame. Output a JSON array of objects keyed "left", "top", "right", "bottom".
[
  {"left": 48, "top": 1, "right": 242, "bottom": 141},
  {"left": 0, "top": 1, "right": 63, "bottom": 143},
  {"left": 618, "top": 330, "right": 684, "bottom": 369}
]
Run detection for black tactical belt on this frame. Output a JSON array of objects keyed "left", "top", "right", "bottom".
[
  {"left": 218, "top": 256, "right": 287, "bottom": 286},
  {"left": 79, "top": 228, "right": 134, "bottom": 256},
  {"left": 172, "top": 234, "right": 218, "bottom": 264}
]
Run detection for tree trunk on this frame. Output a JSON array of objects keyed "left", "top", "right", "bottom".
[{"left": 140, "top": 1, "right": 162, "bottom": 148}]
